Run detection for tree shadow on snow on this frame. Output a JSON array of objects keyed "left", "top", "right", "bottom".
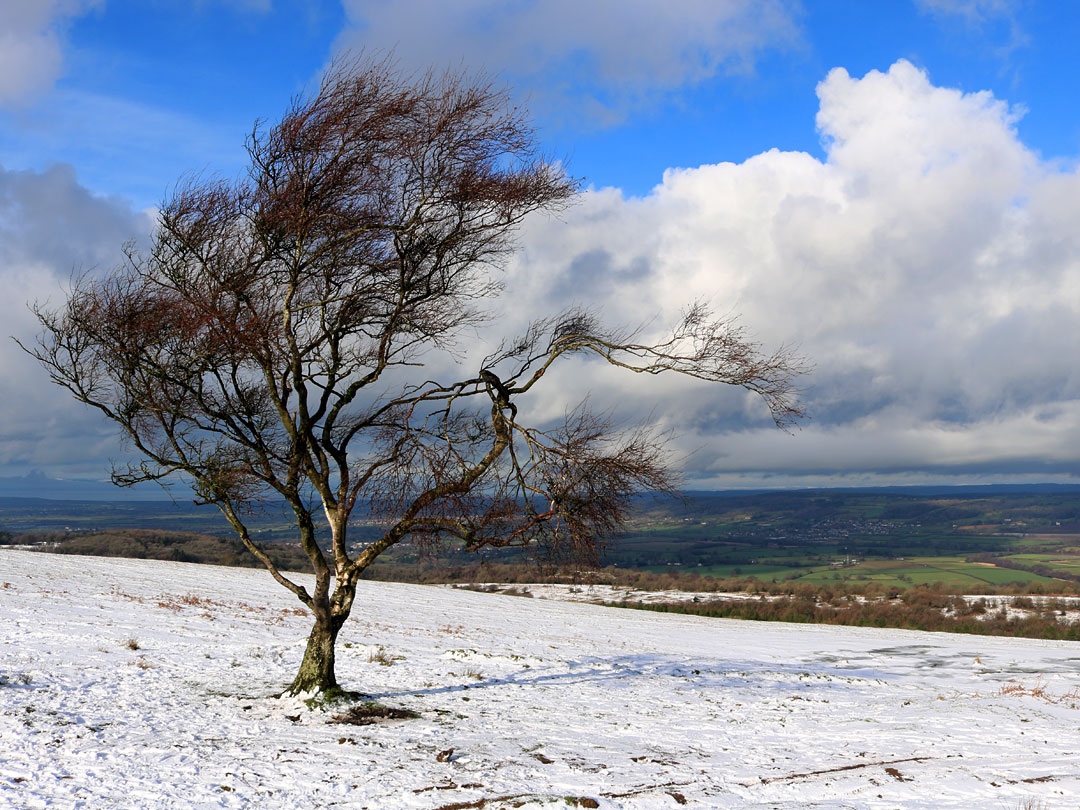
[{"left": 365, "top": 652, "right": 882, "bottom": 701}]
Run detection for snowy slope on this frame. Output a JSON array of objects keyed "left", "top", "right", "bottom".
[{"left": 1, "top": 548, "right": 1078, "bottom": 809}]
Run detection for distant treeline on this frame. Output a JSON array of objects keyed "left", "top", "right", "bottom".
[
  {"left": 607, "top": 589, "right": 1080, "bottom": 641},
  {"left": 4, "top": 529, "right": 314, "bottom": 571}
]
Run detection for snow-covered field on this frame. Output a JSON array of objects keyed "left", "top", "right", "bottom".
[{"left": 2, "top": 549, "right": 1079, "bottom": 809}]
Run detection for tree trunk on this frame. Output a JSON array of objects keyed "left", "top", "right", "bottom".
[{"left": 286, "top": 613, "right": 342, "bottom": 696}]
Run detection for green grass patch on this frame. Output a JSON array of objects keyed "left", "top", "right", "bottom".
[{"left": 788, "top": 556, "right": 1058, "bottom": 589}]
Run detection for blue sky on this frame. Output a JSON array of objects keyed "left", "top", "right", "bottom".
[
  {"left": 4, "top": 0, "right": 1079, "bottom": 205},
  {"left": 2, "top": 0, "right": 1080, "bottom": 489}
]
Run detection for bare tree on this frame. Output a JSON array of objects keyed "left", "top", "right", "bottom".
[{"left": 27, "top": 58, "right": 805, "bottom": 696}]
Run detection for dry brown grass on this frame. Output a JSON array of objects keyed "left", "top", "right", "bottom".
[
  {"left": 368, "top": 647, "right": 399, "bottom": 666},
  {"left": 994, "top": 677, "right": 1080, "bottom": 708},
  {"left": 999, "top": 677, "right": 1048, "bottom": 699}
]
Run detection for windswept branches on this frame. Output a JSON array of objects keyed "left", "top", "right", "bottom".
[
  {"left": 492, "top": 407, "right": 676, "bottom": 566},
  {"left": 26, "top": 56, "right": 806, "bottom": 696},
  {"left": 348, "top": 394, "right": 672, "bottom": 570},
  {"left": 482, "top": 303, "right": 807, "bottom": 429},
  {"left": 610, "top": 302, "right": 807, "bottom": 428}
]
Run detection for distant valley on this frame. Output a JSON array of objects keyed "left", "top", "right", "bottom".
[{"left": 4, "top": 478, "right": 1080, "bottom": 595}]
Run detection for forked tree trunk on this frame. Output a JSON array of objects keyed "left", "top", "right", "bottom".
[{"left": 287, "top": 613, "right": 344, "bottom": 696}]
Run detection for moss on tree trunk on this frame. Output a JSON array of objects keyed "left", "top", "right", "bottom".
[{"left": 287, "top": 614, "right": 342, "bottom": 695}]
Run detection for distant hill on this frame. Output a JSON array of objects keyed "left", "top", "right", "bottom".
[
  {"left": 5, "top": 470, "right": 1079, "bottom": 504},
  {"left": 7, "top": 480, "right": 1080, "bottom": 592},
  {"left": 0, "top": 471, "right": 181, "bottom": 501},
  {"left": 680, "top": 483, "right": 1080, "bottom": 498}
]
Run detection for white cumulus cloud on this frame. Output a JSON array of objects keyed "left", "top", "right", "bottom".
[
  {"left": 0, "top": 162, "right": 154, "bottom": 475},
  {"left": 487, "top": 60, "right": 1080, "bottom": 486}
]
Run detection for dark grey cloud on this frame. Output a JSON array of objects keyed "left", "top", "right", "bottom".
[
  {"left": 0, "top": 162, "right": 148, "bottom": 270},
  {"left": 0, "top": 162, "right": 153, "bottom": 477}
]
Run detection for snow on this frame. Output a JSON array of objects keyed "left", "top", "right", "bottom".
[
  {"left": 2, "top": 549, "right": 1079, "bottom": 809},
  {"left": 446, "top": 583, "right": 766, "bottom": 604}
]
